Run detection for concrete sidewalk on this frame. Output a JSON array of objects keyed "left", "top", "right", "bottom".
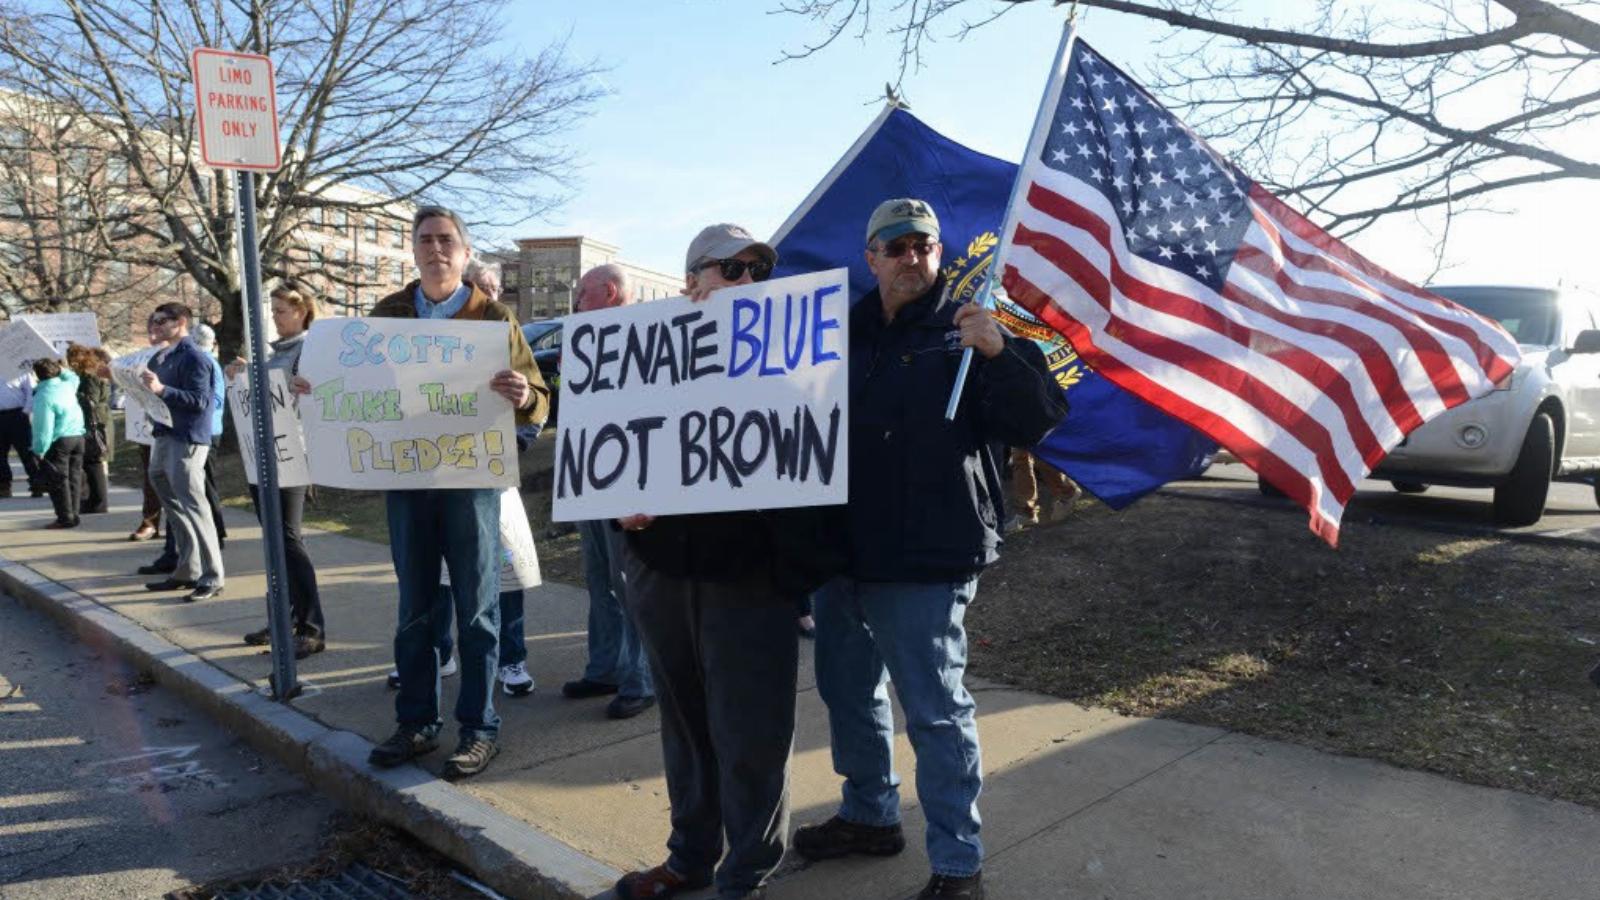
[{"left": 3, "top": 478, "right": 1599, "bottom": 900}]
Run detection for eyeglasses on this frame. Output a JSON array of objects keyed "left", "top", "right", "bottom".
[
  {"left": 694, "top": 257, "right": 773, "bottom": 283},
  {"left": 874, "top": 238, "right": 938, "bottom": 259}
]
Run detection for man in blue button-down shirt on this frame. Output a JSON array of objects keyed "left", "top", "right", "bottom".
[
  {"left": 0, "top": 370, "right": 42, "bottom": 498},
  {"left": 139, "top": 303, "right": 225, "bottom": 603}
]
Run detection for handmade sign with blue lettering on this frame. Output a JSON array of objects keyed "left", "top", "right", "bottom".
[
  {"left": 552, "top": 268, "right": 850, "bottom": 521},
  {"left": 297, "top": 317, "right": 517, "bottom": 490}
]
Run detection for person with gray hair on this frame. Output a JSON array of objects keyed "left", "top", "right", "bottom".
[
  {"left": 560, "top": 262, "right": 656, "bottom": 720},
  {"left": 357, "top": 203, "right": 549, "bottom": 781}
]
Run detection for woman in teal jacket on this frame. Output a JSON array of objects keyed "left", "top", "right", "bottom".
[{"left": 30, "top": 358, "right": 86, "bottom": 528}]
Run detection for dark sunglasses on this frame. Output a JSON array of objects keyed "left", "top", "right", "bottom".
[
  {"left": 875, "top": 238, "right": 938, "bottom": 259},
  {"left": 147, "top": 315, "right": 175, "bottom": 327},
  {"left": 694, "top": 257, "right": 773, "bottom": 282}
]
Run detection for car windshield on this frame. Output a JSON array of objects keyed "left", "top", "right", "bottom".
[
  {"left": 521, "top": 321, "right": 561, "bottom": 350},
  {"left": 1428, "top": 286, "right": 1559, "bottom": 346}
]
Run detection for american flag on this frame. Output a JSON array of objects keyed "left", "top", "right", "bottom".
[{"left": 998, "top": 35, "right": 1521, "bottom": 545}]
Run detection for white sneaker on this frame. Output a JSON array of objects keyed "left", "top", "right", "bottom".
[
  {"left": 499, "top": 661, "right": 535, "bottom": 697},
  {"left": 385, "top": 655, "right": 458, "bottom": 690}
]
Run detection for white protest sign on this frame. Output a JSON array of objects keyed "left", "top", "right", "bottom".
[
  {"left": 110, "top": 348, "right": 172, "bottom": 428},
  {"left": 190, "top": 48, "right": 282, "bottom": 171},
  {"left": 298, "top": 317, "right": 518, "bottom": 490},
  {"left": 0, "top": 319, "right": 57, "bottom": 378},
  {"left": 14, "top": 312, "right": 101, "bottom": 353},
  {"left": 228, "top": 370, "right": 310, "bottom": 487},
  {"left": 124, "top": 403, "right": 154, "bottom": 446},
  {"left": 441, "top": 488, "right": 542, "bottom": 591},
  {"left": 552, "top": 268, "right": 850, "bottom": 521}
]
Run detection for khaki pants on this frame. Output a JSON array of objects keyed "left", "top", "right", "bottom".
[{"left": 1009, "top": 448, "right": 1079, "bottom": 522}]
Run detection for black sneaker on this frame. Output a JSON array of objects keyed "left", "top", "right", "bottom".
[
  {"left": 144, "top": 578, "right": 198, "bottom": 592},
  {"left": 918, "top": 872, "right": 984, "bottom": 899},
  {"left": 793, "top": 816, "right": 906, "bottom": 861},
  {"left": 137, "top": 560, "right": 177, "bottom": 575},
  {"left": 294, "top": 634, "right": 326, "bottom": 659},
  {"left": 561, "top": 677, "right": 619, "bottom": 699},
  {"left": 368, "top": 726, "right": 439, "bottom": 768},
  {"left": 243, "top": 627, "right": 271, "bottom": 646},
  {"left": 441, "top": 737, "right": 499, "bottom": 780},
  {"left": 606, "top": 694, "right": 657, "bottom": 719}
]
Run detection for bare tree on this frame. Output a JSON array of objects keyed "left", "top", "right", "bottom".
[
  {"left": 776, "top": 0, "right": 1600, "bottom": 251},
  {"left": 0, "top": 0, "right": 603, "bottom": 357}
]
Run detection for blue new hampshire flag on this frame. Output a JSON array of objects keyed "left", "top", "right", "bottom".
[{"left": 770, "top": 105, "right": 1215, "bottom": 508}]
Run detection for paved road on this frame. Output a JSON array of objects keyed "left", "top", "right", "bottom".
[
  {"left": 0, "top": 591, "right": 336, "bottom": 900},
  {"left": 1168, "top": 461, "right": 1600, "bottom": 544}
]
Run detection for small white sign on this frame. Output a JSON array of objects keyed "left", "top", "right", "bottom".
[
  {"left": 0, "top": 319, "right": 58, "bottom": 377},
  {"left": 441, "top": 488, "right": 542, "bottom": 592},
  {"left": 190, "top": 47, "right": 281, "bottom": 171},
  {"left": 124, "top": 403, "right": 154, "bottom": 446},
  {"left": 229, "top": 370, "right": 310, "bottom": 488},
  {"left": 14, "top": 312, "right": 101, "bottom": 353},
  {"left": 297, "top": 317, "right": 519, "bottom": 490},
  {"left": 552, "top": 268, "right": 850, "bottom": 521}
]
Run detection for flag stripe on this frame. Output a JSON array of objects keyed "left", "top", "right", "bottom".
[
  {"left": 1249, "top": 188, "right": 1518, "bottom": 385},
  {"left": 1002, "top": 262, "right": 1343, "bottom": 543},
  {"left": 1016, "top": 182, "right": 1386, "bottom": 472},
  {"left": 1008, "top": 212, "right": 1360, "bottom": 505}
]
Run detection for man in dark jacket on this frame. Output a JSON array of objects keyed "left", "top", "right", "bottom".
[
  {"left": 794, "top": 199, "right": 1069, "bottom": 900},
  {"left": 361, "top": 205, "right": 548, "bottom": 781},
  {"left": 139, "top": 302, "right": 225, "bottom": 602},
  {"left": 612, "top": 224, "right": 838, "bottom": 900}
]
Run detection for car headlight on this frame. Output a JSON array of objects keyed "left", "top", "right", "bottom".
[{"left": 1493, "top": 371, "right": 1515, "bottom": 392}]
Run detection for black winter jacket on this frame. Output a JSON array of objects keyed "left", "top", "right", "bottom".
[{"left": 845, "top": 276, "right": 1068, "bottom": 583}]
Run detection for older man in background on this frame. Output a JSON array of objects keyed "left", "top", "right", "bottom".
[{"left": 560, "top": 263, "right": 656, "bottom": 720}]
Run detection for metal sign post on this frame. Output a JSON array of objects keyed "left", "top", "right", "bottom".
[{"left": 192, "top": 47, "right": 297, "bottom": 700}]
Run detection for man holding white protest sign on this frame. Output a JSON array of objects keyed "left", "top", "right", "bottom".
[
  {"left": 296, "top": 205, "right": 546, "bottom": 781},
  {"left": 227, "top": 281, "right": 324, "bottom": 658},
  {"left": 599, "top": 224, "right": 845, "bottom": 900}
]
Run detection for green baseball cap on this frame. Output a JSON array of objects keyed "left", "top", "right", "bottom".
[{"left": 866, "top": 198, "right": 940, "bottom": 245}]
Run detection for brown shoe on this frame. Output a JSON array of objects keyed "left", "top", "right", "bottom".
[
  {"left": 293, "top": 634, "right": 325, "bottom": 659},
  {"left": 614, "top": 863, "right": 712, "bottom": 899},
  {"left": 128, "top": 525, "right": 158, "bottom": 541}
]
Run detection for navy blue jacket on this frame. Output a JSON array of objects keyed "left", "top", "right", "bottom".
[
  {"left": 150, "top": 337, "right": 216, "bottom": 445},
  {"left": 845, "top": 276, "right": 1069, "bottom": 583}
]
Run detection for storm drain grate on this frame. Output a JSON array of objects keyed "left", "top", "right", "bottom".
[{"left": 195, "top": 863, "right": 416, "bottom": 899}]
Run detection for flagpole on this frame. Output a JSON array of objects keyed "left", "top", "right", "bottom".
[{"left": 944, "top": 13, "right": 1082, "bottom": 421}]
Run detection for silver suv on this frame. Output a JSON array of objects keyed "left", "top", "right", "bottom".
[{"left": 1371, "top": 285, "right": 1600, "bottom": 525}]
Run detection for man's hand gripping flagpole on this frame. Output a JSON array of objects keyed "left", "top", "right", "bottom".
[{"left": 944, "top": 10, "right": 1081, "bottom": 421}]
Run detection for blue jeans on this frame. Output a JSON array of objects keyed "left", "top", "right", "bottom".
[
  {"left": 425, "top": 586, "right": 527, "bottom": 668},
  {"left": 812, "top": 576, "right": 983, "bottom": 877},
  {"left": 386, "top": 489, "right": 501, "bottom": 741},
  {"left": 577, "top": 519, "right": 652, "bottom": 699}
]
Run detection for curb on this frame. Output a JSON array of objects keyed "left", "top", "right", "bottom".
[{"left": 0, "top": 552, "right": 622, "bottom": 900}]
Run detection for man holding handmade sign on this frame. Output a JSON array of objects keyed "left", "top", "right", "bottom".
[
  {"left": 0, "top": 319, "right": 53, "bottom": 499},
  {"left": 554, "top": 224, "right": 846, "bottom": 900},
  {"left": 297, "top": 205, "right": 547, "bottom": 781},
  {"left": 227, "top": 281, "right": 324, "bottom": 659}
]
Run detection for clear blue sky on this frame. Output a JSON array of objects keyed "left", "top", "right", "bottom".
[{"left": 497, "top": 2, "right": 1599, "bottom": 292}]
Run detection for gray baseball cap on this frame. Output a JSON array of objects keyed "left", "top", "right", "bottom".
[
  {"left": 685, "top": 223, "right": 777, "bottom": 273},
  {"left": 866, "top": 198, "right": 940, "bottom": 245}
]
